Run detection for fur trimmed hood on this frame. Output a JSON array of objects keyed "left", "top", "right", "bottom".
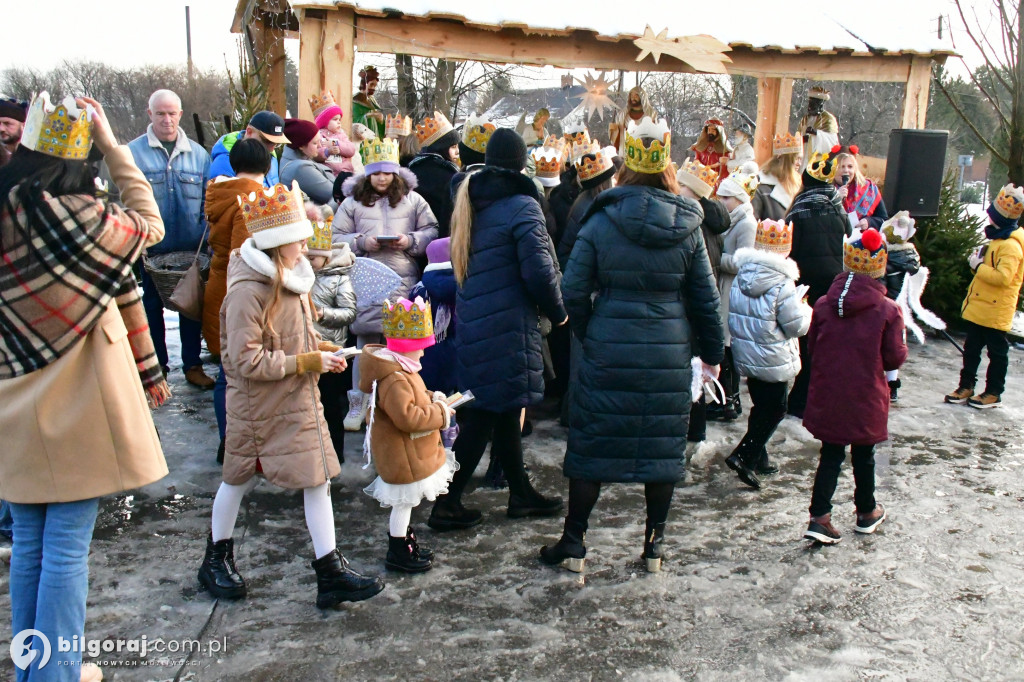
[{"left": 341, "top": 167, "right": 419, "bottom": 198}]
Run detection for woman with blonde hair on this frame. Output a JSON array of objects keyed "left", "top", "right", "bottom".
[
  {"left": 834, "top": 147, "right": 889, "bottom": 230},
  {"left": 753, "top": 133, "right": 803, "bottom": 221}
]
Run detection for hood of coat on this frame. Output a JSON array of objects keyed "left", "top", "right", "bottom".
[
  {"left": 319, "top": 242, "right": 356, "bottom": 275},
  {"left": 823, "top": 271, "right": 886, "bottom": 319},
  {"left": 410, "top": 151, "right": 460, "bottom": 175},
  {"left": 357, "top": 343, "right": 405, "bottom": 393},
  {"left": 734, "top": 247, "right": 800, "bottom": 297},
  {"left": 467, "top": 166, "right": 540, "bottom": 211},
  {"left": 341, "top": 167, "right": 419, "bottom": 199},
  {"left": 586, "top": 185, "right": 703, "bottom": 248},
  {"left": 228, "top": 240, "right": 316, "bottom": 294},
  {"left": 206, "top": 177, "right": 265, "bottom": 226}
]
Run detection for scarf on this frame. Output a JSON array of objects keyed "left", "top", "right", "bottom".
[
  {"left": 842, "top": 179, "right": 881, "bottom": 219},
  {"left": 0, "top": 188, "right": 164, "bottom": 393},
  {"left": 239, "top": 239, "right": 316, "bottom": 294},
  {"left": 985, "top": 222, "right": 1019, "bottom": 241},
  {"left": 728, "top": 201, "right": 754, "bottom": 227},
  {"left": 376, "top": 347, "right": 423, "bottom": 373}
]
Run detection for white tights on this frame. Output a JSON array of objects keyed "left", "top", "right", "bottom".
[
  {"left": 389, "top": 504, "right": 414, "bottom": 538},
  {"left": 886, "top": 369, "right": 899, "bottom": 382},
  {"left": 210, "top": 479, "right": 337, "bottom": 559}
]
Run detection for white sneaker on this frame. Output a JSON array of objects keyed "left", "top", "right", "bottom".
[{"left": 344, "top": 390, "right": 367, "bottom": 431}]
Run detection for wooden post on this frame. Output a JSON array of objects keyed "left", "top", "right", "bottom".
[
  {"left": 754, "top": 77, "right": 781, "bottom": 166},
  {"left": 900, "top": 56, "right": 932, "bottom": 129},
  {"left": 299, "top": 8, "right": 355, "bottom": 132},
  {"left": 250, "top": 12, "right": 288, "bottom": 116}
]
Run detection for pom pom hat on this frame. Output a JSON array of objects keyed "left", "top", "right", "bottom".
[
  {"left": 382, "top": 297, "right": 435, "bottom": 353},
  {"left": 843, "top": 228, "right": 887, "bottom": 279},
  {"left": 238, "top": 181, "right": 314, "bottom": 251},
  {"left": 987, "top": 183, "right": 1024, "bottom": 229}
]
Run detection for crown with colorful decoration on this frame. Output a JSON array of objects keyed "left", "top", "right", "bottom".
[
  {"left": 361, "top": 136, "right": 400, "bottom": 166},
  {"left": 676, "top": 158, "right": 719, "bottom": 199},
  {"left": 625, "top": 116, "right": 671, "bottom": 174},
  {"left": 461, "top": 113, "right": 496, "bottom": 154},
  {"left": 561, "top": 120, "right": 592, "bottom": 162},
  {"left": 532, "top": 137, "right": 568, "bottom": 185},
  {"left": 382, "top": 297, "right": 435, "bottom": 352},
  {"left": 844, "top": 228, "right": 887, "bottom": 279},
  {"left": 755, "top": 219, "right": 794, "bottom": 254},
  {"left": 806, "top": 149, "right": 838, "bottom": 183},
  {"left": 773, "top": 131, "right": 802, "bottom": 156},
  {"left": 415, "top": 110, "right": 454, "bottom": 147},
  {"left": 992, "top": 183, "right": 1024, "bottom": 220},
  {"left": 21, "top": 92, "right": 93, "bottom": 161},
  {"left": 237, "top": 181, "right": 313, "bottom": 250},
  {"left": 575, "top": 143, "right": 615, "bottom": 183},
  {"left": 385, "top": 113, "right": 412, "bottom": 139},
  {"left": 306, "top": 215, "right": 334, "bottom": 256},
  {"left": 308, "top": 90, "right": 339, "bottom": 119}
]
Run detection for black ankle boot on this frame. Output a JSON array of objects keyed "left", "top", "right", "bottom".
[
  {"left": 406, "top": 526, "right": 434, "bottom": 562},
  {"left": 755, "top": 448, "right": 779, "bottom": 476},
  {"left": 385, "top": 534, "right": 432, "bottom": 573},
  {"left": 888, "top": 378, "right": 901, "bottom": 403},
  {"left": 641, "top": 520, "right": 667, "bottom": 573},
  {"left": 725, "top": 452, "right": 761, "bottom": 490},
  {"left": 311, "top": 550, "right": 385, "bottom": 608},
  {"left": 539, "top": 519, "right": 587, "bottom": 572},
  {"left": 198, "top": 535, "right": 246, "bottom": 599},
  {"left": 427, "top": 497, "right": 483, "bottom": 531},
  {"left": 508, "top": 487, "right": 563, "bottom": 519}
]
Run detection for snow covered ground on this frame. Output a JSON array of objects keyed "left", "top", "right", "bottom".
[{"left": 2, "top": 312, "right": 1023, "bottom": 681}]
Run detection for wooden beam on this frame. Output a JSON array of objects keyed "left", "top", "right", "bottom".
[
  {"left": 754, "top": 78, "right": 782, "bottom": 165},
  {"left": 250, "top": 12, "right": 288, "bottom": 116},
  {"left": 900, "top": 56, "right": 932, "bottom": 129},
  {"left": 776, "top": 77, "right": 794, "bottom": 133},
  {"left": 299, "top": 8, "right": 356, "bottom": 133}
]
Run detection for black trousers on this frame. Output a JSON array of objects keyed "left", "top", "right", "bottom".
[
  {"left": 730, "top": 378, "right": 788, "bottom": 465},
  {"left": 565, "top": 478, "right": 675, "bottom": 528},
  {"left": 318, "top": 369, "right": 351, "bottom": 464},
  {"left": 788, "top": 334, "right": 811, "bottom": 416},
  {"left": 809, "top": 443, "right": 876, "bottom": 517},
  {"left": 720, "top": 346, "right": 741, "bottom": 405},
  {"left": 687, "top": 396, "right": 707, "bottom": 442},
  {"left": 959, "top": 320, "right": 1010, "bottom": 396},
  {"left": 447, "top": 407, "right": 532, "bottom": 502}
]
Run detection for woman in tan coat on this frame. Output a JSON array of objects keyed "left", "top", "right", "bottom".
[
  {"left": 0, "top": 94, "right": 169, "bottom": 682},
  {"left": 198, "top": 180, "right": 384, "bottom": 609},
  {"left": 360, "top": 297, "right": 458, "bottom": 573}
]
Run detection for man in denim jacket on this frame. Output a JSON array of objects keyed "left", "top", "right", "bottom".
[{"left": 127, "top": 89, "right": 214, "bottom": 388}]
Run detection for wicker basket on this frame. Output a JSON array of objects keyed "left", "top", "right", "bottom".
[{"left": 143, "top": 251, "right": 211, "bottom": 309}]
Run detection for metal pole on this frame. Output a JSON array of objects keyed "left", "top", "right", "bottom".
[{"left": 185, "top": 6, "right": 194, "bottom": 82}]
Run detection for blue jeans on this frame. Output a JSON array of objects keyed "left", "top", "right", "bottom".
[
  {"left": 0, "top": 499, "right": 13, "bottom": 539},
  {"left": 140, "top": 267, "right": 203, "bottom": 371},
  {"left": 9, "top": 498, "right": 99, "bottom": 682},
  {"left": 213, "top": 364, "right": 227, "bottom": 441}
]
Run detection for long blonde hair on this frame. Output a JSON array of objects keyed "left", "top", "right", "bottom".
[
  {"left": 760, "top": 152, "right": 801, "bottom": 198},
  {"left": 261, "top": 247, "right": 287, "bottom": 336},
  {"left": 834, "top": 152, "right": 866, "bottom": 186},
  {"left": 450, "top": 171, "right": 479, "bottom": 285}
]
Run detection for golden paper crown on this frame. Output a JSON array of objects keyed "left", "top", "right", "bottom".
[
  {"left": 361, "top": 137, "right": 400, "bottom": 167},
  {"left": 307, "top": 216, "right": 334, "bottom": 254},
  {"left": 385, "top": 113, "right": 412, "bottom": 139},
  {"left": 993, "top": 183, "right": 1024, "bottom": 220},
  {"left": 564, "top": 127, "right": 592, "bottom": 162},
  {"left": 575, "top": 143, "right": 615, "bottom": 183},
  {"left": 844, "top": 229, "right": 887, "bottom": 279},
  {"left": 676, "top": 158, "right": 719, "bottom": 198},
  {"left": 532, "top": 138, "right": 568, "bottom": 179},
  {"left": 625, "top": 117, "right": 671, "bottom": 174},
  {"left": 726, "top": 173, "right": 759, "bottom": 201},
  {"left": 21, "top": 92, "right": 93, "bottom": 161},
  {"left": 755, "top": 219, "right": 794, "bottom": 254},
  {"left": 461, "top": 113, "right": 496, "bottom": 154},
  {"left": 237, "top": 181, "right": 312, "bottom": 250},
  {"left": 806, "top": 150, "right": 838, "bottom": 184},
  {"left": 308, "top": 90, "right": 339, "bottom": 119},
  {"left": 773, "top": 131, "right": 802, "bottom": 156},
  {"left": 415, "top": 110, "right": 454, "bottom": 147},
  {"left": 382, "top": 297, "right": 434, "bottom": 341}
]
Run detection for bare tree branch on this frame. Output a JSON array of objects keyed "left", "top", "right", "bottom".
[
  {"left": 936, "top": 76, "right": 1009, "bottom": 164},
  {"left": 956, "top": 0, "right": 1014, "bottom": 92}
]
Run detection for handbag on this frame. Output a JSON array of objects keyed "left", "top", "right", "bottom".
[{"left": 167, "top": 226, "right": 209, "bottom": 322}]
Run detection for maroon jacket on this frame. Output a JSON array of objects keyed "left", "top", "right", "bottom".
[{"left": 803, "top": 272, "right": 907, "bottom": 446}]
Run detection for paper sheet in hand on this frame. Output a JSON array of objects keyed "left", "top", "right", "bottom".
[
  {"left": 446, "top": 390, "right": 475, "bottom": 410},
  {"left": 332, "top": 347, "right": 362, "bottom": 358},
  {"left": 351, "top": 257, "right": 402, "bottom": 307}
]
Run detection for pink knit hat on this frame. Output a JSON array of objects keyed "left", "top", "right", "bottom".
[{"left": 382, "top": 297, "right": 435, "bottom": 353}]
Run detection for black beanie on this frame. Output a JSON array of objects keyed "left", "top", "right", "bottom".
[
  {"left": 486, "top": 128, "right": 527, "bottom": 171},
  {"left": 458, "top": 141, "right": 486, "bottom": 167},
  {"left": 0, "top": 99, "right": 27, "bottom": 123},
  {"left": 424, "top": 129, "right": 460, "bottom": 156}
]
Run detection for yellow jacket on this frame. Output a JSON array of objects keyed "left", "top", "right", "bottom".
[{"left": 962, "top": 227, "right": 1024, "bottom": 331}]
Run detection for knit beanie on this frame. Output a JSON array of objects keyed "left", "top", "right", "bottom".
[
  {"left": 457, "top": 141, "right": 486, "bottom": 167},
  {"left": 843, "top": 228, "right": 887, "bottom": 279},
  {"left": 426, "top": 237, "right": 451, "bottom": 264},
  {"left": 486, "top": 128, "right": 528, "bottom": 171},
  {"left": 284, "top": 119, "right": 319, "bottom": 150},
  {"left": 0, "top": 98, "right": 27, "bottom": 122},
  {"left": 716, "top": 173, "right": 757, "bottom": 203},
  {"left": 424, "top": 129, "right": 459, "bottom": 156},
  {"left": 986, "top": 183, "right": 1024, "bottom": 230}
]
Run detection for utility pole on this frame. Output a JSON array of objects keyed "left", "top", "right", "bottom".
[
  {"left": 937, "top": 15, "right": 943, "bottom": 40},
  {"left": 185, "top": 6, "right": 194, "bottom": 82}
]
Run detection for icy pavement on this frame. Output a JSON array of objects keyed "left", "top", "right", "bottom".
[{"left": 2, "top": 313, "right": 1024, "bottom": 681}]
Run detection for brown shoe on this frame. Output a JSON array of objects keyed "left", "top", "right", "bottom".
[
  {"left": 944, "top": 387, "right": 974, "bottom": 404},
  {"left": 185, "top": 365, "right": 215, "bottom": 390},
  {"left": 804, "top": 514, "right": 842, "bottom": 544},
  {"left": 967, "top": 392, "right": 1002, "bottom": 409},
  {"left": 855, "top": 504, "right": 887, "bottom": 534}
]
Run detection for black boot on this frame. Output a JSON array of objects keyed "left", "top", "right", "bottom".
[
  {"left": 427, "top": 496, "right": 483, "bottom": 531},
  {"left": 216, "top": 440, "right": 225, "bottom": 465},
  {"left": 641, "top": 520, "right": 667, "bottom": 573},
  {"left": 888, "top": 378, "right": 901, "bottom": 403},
  {"left": 406, "top": 526, "right": 434, "bottom": 562},
  {"left": 539, "top": 519, "right": 587, "bottom": 573},
  {"left": 755, "top": 448, "right": 780, "bottom": 476},
  {"left": 508, "top": 486, "right": 564, "bottom": 519},
  {"left": 311, "top": 550, "right": 385, "bottom": 608},
  {"left": 385, "top": 534, "right": 432, "bottom": 573},
  {"left": 198, "top": 535, "right": 246, "bottom": 599},
  {"left": 725, "top": 452, "right": 761, "bottom": 490}
]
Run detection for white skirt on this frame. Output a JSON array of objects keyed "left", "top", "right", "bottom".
[{"left": 363, "top": 449, "right": 460, "bottom": 508}]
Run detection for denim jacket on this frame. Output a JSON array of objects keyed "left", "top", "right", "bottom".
[{"left": 126, "top": 125, "right": 211, "bottom": 254}]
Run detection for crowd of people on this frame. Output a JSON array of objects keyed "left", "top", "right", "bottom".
[{"left": 0, "top": 76, "right": 1022, "bottom": 681}]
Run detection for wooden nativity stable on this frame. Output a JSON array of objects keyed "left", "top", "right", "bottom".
[{"left": 232, "top": 0, "right": 954, "bottom": 168}]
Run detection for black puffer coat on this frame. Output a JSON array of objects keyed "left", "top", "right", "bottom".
[
  {"left": 883, "top": 242, "right": 921, "bottom": 300},
  {"left": 547, "top": 166, "right": 580, "bottom": 244},
  {"left": 698, "top": 196, "right": 730, "bottom": 280},
  {"left": 787, "top": 179, "right": 851, "bottom": 304},
  {"left": 561, "top": 185, "right": 725, "bottom": 484},
  {"left": 454, "top": 167, "right": 567, "bottom": 412},
  {"left": 409, "top": 152, "right": 459, "bottom": 237}
]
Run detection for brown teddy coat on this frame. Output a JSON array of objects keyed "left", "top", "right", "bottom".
[{"left": 359, "top": 345, "right": 447, "bottom": 485}]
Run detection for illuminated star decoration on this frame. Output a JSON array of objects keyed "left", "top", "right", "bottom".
[
  {"left": 633, "top": 26, "right": 733, "bottom": 74},
  {"left": 572, "top": 71, "right": 620, "bottom": 122}
]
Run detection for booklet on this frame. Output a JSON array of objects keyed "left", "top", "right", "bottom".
[
  {"left": 332, "top": 347, "right": 362, "bottom": 358},
  {"left": 446, "top": 390, "right": 475, "bottom": 410}
]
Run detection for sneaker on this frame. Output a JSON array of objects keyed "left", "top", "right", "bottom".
[
  {"left": 967, "top": 393, "right": 1001, "bottom": 409},
  {"left": 944, "top": 387, "right": 974, "bottom": 404},
  {"left": 854, "top": 504, "right": 887, "bottom": 534},
  {"left": 804, "top": 516, "right": 841, "bottom": 544},
  {"left": 184, "top": 365, "right": 215, "bottom": 390},
  {"left": 344, "top": 390, "right": 367, "bottom": 431},
  {"left": 888, "top": 379, "right": 900, "bottom": 403}
]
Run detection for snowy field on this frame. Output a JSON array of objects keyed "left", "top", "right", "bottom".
[{"left": 2, "top": 311, "right": 1023, "bottom": 681}]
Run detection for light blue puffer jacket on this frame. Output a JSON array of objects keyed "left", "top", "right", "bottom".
[{"left": 728, "top": 247, "right": 813, "bottom": 383}]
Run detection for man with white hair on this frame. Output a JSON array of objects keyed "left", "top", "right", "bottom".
[{"left": 126, "top": 89, "right": 214, "bottom": 388}]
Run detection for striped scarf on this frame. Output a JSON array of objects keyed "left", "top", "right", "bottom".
[{"left": 0, "top": 188, "right": 163, "bottom": 391}]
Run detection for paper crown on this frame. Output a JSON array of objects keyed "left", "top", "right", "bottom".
[
  {"left": 361, "top": 137, "right": 400, "bottom": 168},
  {"left": 532, "top": 138, "right": 568, "bottom": 184},
  {"left": 565, "top": 127, "right": 593, "bottom": 163},
  {"left": 844, "top": 228, "right": 887, "bottom": 279},
  {"left": 806, "top": 150, "right": 838, "bottom": 184},
  {"left": 415, "top": 110, "right": 454, "bottom": 147},
  {"left": 773, "top": 131, "right": 802, "bottom": 156},
  {"left": 21, "top": 92, "right": 93, "bottom": 161},
  {"left": 382, "top": 297, "right": 435, "bottom": 352},
  {"left": 625, "top": 116, "right": 671, "bottom": 174},
  {"left": 385, "top": 113, "right": 412, "bottom": 139},
  {"left": 756, "top": 219, "right": 794, "bottom": 254},
  {"left": 308, "top": 90, "right": 339, "bottom": 119},
  {"left": 992, "top": 183, "right": 1024, "bottom": 220},
  {"left": 237, "top": 181, "right": 313, "bottom": 250},
  {"left": 718, "top": 172, "right": 758, "bottom": 201},
  {"left": 575, "top": 143, "right": 615, "bottom": 184},
  {"left": 880, "top": 210, "right": 916, "bottom": 245},
  {"left": 461, "top": 113, "right": 496, "bottom": 154},
  {"left": 809, "top": 86, "right": 831, "bottom": 101},
  {"left": 307, "top": 216, "right": 334, "bottom": 255},
  {"left": 676, "top": 158, "right": 719, "bottom": 199}
]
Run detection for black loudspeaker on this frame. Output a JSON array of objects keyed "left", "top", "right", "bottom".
[{"left": 882, "top": 129, "right": 948, "bottom": 217}]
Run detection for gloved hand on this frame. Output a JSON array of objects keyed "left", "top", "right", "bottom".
[
  {"left": 441, "top": 421, "right": 460, "bottom": 449},
  {"left": 968, "top": 245, "right": 986, "bottom": 272}
]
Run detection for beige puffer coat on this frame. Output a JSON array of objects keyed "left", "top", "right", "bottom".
[{"left": 220, "top": 245, "right": 340, "bottom": 489}]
